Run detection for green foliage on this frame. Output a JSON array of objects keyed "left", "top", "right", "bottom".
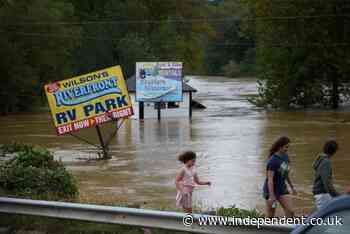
[
  {"left": 73, "top": 0, "right": 213, "bottom": 77},
  {"left": 0, "top": 144, "right": 78, "bottom": 200},
  {"left": 116, "top": 33, "right": 157, "bottom": 77},
  {"left": 0, "top": 142, "right": 33, "bottom": 155},
  {"left": 216, "top": 206, "right": 265, "bottom": 218},
  {"left": 0, "top": 0, "right": 81, "bottom": 114},
  {"left": 0, "top": 0, "right": 259, "bottom": 114},
  {"left": 239, "top": 48, "right": 256, "bottom": 75},
  {"left": 222, "top": 60, "right": 241, "bottom": 78},
  {"left": 14, "top": 147, "right": 56, "bottom": 168},
  {"left": 0, "top": 214, "right": 189, "bottom": 234},
  {"left": 205, "top": 0, "right": 255, "bottom": 76},
  {"left": 221, "top": 48, "right": 256, "bottom": 78},
  {"left": 243, "top": 0, "right": 350, "bottom": 109}
]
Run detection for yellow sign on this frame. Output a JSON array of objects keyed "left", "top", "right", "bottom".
[{"left": 44, "top": 66, "right": 133, "bottom": 135}]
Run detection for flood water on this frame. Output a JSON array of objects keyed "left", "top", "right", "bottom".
[{"left": 1, "top": 76, "right": 350, "bottom": 215}]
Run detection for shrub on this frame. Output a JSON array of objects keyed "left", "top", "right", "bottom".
[
  {"left": 0, "top": 143, "right": 78, "bottom": 200},
  {"left": 0, "top": 142, "right": 33, "bottom": 156},
  {"left": 216, "top": 206, "right": 265, "bottom": 218},
  {"left": 222, "top": 60, "right": 241, "bottom": 78}
]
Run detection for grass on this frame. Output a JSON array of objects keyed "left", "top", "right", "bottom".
[{"left": 0, "top": 214, "right": 189, "bottom": 234}]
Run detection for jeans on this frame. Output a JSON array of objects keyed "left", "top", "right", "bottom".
[{"left": 314, "top": 193, "right": 332, "bottom": 210}]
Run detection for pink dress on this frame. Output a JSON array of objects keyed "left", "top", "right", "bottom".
[{"left": 176, "top": 166, "right": 196, "bottom": 209}]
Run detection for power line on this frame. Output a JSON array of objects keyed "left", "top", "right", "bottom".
[
  {"left": 1, "top": 14, "right": 350, "bottom": 26},
  {"left": 1, "top": 31, "right": 105, "bottom": 41},
  {"left": 2, "top": 30, "right": 350, "bottom": 48},
  {"left": 0, "top": 18, "right": 237, "bottom": 25}
]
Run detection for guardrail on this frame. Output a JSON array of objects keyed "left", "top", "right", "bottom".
[{"left": 0, "top": 197, "right": 294, "bottom": 234}]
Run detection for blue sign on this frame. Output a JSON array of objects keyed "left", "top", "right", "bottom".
[{"left": 136, "top": 62, "right": 183, "bottom": 102}]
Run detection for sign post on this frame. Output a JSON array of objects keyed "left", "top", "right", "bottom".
[
  {"left": 95, "top": 125, "right": 108, "bottom": 159},
  {"left": 157, "top": 102, "right": 161, "bottom": 121},
  {"left": 139, "top": 102, "right": 144, "bottom": 120},
  {"left": 44, "top": 66, "right": 133, "bottom": 159}
]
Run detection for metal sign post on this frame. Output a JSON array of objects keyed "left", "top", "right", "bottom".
[
  {"left": 157, "top": 102, "right": 161, "bottom": 121},
  {"left": 95, "top": 125, "right": 109, "bottom": 159},
  {"left": 68, "top": 118, "right": 125, "bottom": 160}
]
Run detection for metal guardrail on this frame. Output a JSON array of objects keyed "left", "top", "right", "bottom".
[{"left": 0, "top": 197, "right": 294, "bottom": 234}]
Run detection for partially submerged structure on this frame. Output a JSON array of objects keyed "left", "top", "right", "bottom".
[{"left": 126, "top": 75, "right": 198, "bottom": 119}]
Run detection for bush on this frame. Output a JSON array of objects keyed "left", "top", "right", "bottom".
[
  {"left": 0, "top": 142, "right": 33, "bottom": 156},
  {"left": 222, "top": 60, "right": 241, "bottom": 78},
  {"left": 0, "top": 143, "right": 78, "bottom": 200},
  {"left": 239, "top": 48, "right": 256, "bottom": 76},
  {"left": 239, "top": 62, "right": 256, "bottom": 76},
  {"left": 216, "top": 206, "right": 265, "bottom": 218}
]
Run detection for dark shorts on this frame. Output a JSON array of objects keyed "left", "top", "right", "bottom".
[{"left": 263, "top": 188, "right": 289, "bottom": 200}]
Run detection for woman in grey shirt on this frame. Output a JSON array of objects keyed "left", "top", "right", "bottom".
[{"left": 312, "top": 140, "right": 340, "bottom": 209}]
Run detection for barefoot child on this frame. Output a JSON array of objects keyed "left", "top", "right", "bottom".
[{"left": 175, "top": 151, "right": 211, "bottom": 213}]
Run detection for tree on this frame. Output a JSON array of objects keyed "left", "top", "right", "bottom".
[
  {"left": 244, "top": 0, "right": 350, "bottom": 108},
  {"left": 205, "top": 0, "right": 255, "bottom": 76},
  {"left": 0, "top": 0, "right": 80, "bottom": 114},
  {"left": 101, "top": 0, "right": 213, "bottom": 76}
]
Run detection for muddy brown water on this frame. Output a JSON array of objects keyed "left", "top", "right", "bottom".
[{"left": 1, "top": 76, "right": 350, "bottom": 215}]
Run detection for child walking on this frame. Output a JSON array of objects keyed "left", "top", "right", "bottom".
[
  {"left": 312, "top": 140, "right": 340, "bottom": 209},
  {"left": 175, "top": 151, "right": 211, "bottom": 213},
  {"left": 263, "top": 136, "right": 296, "bottom": 218}
]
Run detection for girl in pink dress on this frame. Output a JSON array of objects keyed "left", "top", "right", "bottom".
[{"left": 175, "top": 151, "right": 211, "bottom": 213}]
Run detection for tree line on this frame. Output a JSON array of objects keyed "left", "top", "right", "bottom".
[
  {"left": 0, "top": 0, "right": 254, "bottom": 114},
  {"left": 244, "top": 0, "right": 350, "bottom": 109},
  {"left": 1, "top": 0, "right": 349, "bottom": 114}
]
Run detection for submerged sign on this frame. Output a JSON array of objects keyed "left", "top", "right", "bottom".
[
  {"left": 45, "top": 66, "right": 133, "bottom": 135},
  {"left": 136, "top": 62, "right": 183, "bottom": 102}
]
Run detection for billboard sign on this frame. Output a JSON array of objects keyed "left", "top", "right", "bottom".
[
  {"left": 45, "top": 66, "right": 133, "bottom": 135},
  {"left": 136, "top": 62, "right": 183, "bottom": 102}
]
